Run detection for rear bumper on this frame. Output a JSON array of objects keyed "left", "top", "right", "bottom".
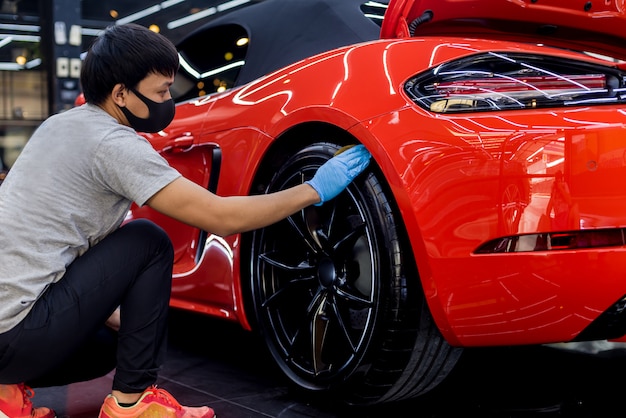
[{"left": 426, "top": 238, "right": 626, "bottom": 347}]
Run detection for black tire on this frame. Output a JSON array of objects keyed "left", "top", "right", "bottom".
[{"left": 249, "top": 142, "right": 462, "bottom": 405}]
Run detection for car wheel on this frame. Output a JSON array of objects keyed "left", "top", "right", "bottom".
[{"left": 249, "top": 142, "right": 462, "bottom": 405}]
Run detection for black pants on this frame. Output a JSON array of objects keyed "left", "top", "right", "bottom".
[{"left": 0, "top": 219, "right": 174, "bottom": 394}]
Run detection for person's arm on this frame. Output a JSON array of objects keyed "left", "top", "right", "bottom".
[
  {"left": 147, "top": 178, "right": 319, "bottom": 236},
  {"left": 147, "top": 144, "right": 371, "bottom": 236}
]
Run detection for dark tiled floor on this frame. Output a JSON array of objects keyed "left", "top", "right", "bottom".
[{"left": 33, "top": 309, "right": 626, "bottom": 417}]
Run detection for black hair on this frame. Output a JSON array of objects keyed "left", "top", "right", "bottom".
[{"left": 80, "top": 23, "right": 179, "bottom": 105}]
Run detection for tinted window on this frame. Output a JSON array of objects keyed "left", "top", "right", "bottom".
[
  {"left": 172, "top": 1, "right": 388, "bottom": 102},
  {"left": 360, "top": 1, "right": 388, "bottom": 26},
  {"left": 171, "top": 24, "right": 249, "bottom": 102}
]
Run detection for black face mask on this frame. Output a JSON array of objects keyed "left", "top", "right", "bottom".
[{"left": 119, "top": 87, "right": 175, "bottom": 133}]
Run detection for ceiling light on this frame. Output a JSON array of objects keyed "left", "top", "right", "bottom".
[
  {"left": 0, "top": 36, "right": 11, "bottom": 48},
  {"left": 168, "top": 0, "right": 251, "bottom": 30},
  {"left": 167, "top": 7, "right": 216, "bottom": 29},
  {"left": 363, "top": 1, "right": 389, "bottom": 8},
  {"left": 0, "top": 24, "right": 39, "bottom": 32},
  {"left": 25, "top": 58, "right": 41, "bottom": 69},
  {"left": 116, "top": 5, "right": 161, "bottom": 25},
  {"left": 178, "top": 53, "right": 244, "bottom": 79},
  {"left": 81, "top": 27, "right": 105, "bottom": 37},
  {"left": 0, "top": 34, "right": 40, "bottom": 42},
  {"left": 0, "top": 63, "right": 21, "bottom": 70},
  {"left": 116, "top": 0, "right": 186, "bottom": 25},
  {"left": 162, "top": 0, "right": 186, "bottom": 7},
  {"left": 217, "top": 0, "right": 250, "bottom": 13}
]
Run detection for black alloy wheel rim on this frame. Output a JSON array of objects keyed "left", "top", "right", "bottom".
[{"left": 251, "top": 146, "right": 380, "bottom": 387}]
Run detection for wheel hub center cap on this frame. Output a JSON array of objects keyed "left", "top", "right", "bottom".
[{"left": 318, "top": 258, "right": 336, "bottom": 287}]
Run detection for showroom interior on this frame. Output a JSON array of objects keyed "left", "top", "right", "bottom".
[
  {"left": 4, "top": 1, "right": 626, "bottom": 417},
  {"left": 0, "top": 0, "right": 243, "bottom": 175}
]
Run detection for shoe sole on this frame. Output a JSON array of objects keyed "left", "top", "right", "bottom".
[{"left": 0, "top": 412, "right": 57, "bottom": 418}]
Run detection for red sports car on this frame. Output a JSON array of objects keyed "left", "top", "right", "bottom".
[{"left": 130, "top": 0, "right": 626, "bottom": 406}]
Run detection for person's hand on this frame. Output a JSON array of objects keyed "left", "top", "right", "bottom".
[{"left": 305, "top": 144, "right": 371, "bottom": 206}]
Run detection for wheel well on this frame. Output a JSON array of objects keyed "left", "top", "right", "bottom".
[
  {"left": 238, "top": 121, "right": 422, "bottom": 338},
  {"left": 250, "top": 122, "right": 356, "bottom": 195},
  {"left": 236, "top": 130, "right": 455, "bottom": 404},
  {"left": 239, "top": 122, "right": 358, "bottom": 330}
]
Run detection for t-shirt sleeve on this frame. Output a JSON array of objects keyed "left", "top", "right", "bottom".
[{"left": 92, "top": 131, "right": 182, "bottom": 206}]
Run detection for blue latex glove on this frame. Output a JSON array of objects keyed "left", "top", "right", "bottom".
[{"left": 305, "top": 144, "right": 372, "bottom": 206}]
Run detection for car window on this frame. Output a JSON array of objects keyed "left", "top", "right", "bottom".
[
  {"left": 171, "top": 23, "right": 249, "bottom": 103},
  {"left": 171, "top": 1, "right": 389, "bottom": 103},
  {"left": 361, "top": 0, "right": 388, "bottom": 27}
]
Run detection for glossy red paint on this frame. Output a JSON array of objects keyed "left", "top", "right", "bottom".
[
  {"left": 364, "top": 103, "right": 626, "bottom": 346},
  {"left": 111, "top": 0, "right": 626, "bottom": 403},
  {"left": 134, "top": 33, "right": 626, "bottom": 348}
]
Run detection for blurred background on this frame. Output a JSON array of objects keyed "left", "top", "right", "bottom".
[{"left": 0, "top": 0, "right": 258, "bottom": 170}]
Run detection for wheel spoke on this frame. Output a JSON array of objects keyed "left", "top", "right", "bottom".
[
  {"left": 332, "top": 221, "right": 366, "bottom": 255},
  {"left": 258, "top": 250, "right": 317, "bottom": 310},
  {"left": 261, "top": 274, "right": 317, "bottom": 309},
  {"left": 335, "top": 285, "right": 373, "bottom": 307},
  {"left": 328, "top": 296, "right": 359, "bottom": 353},
  {"left": 303, "top": 207, "right": 331, "bottom": 251},
  {"left": 286, "top": 209, "right": 322, "bottom": 253},
  {"left": 283, "top": 287, "right": 327, "bottom": 370},
  {"left": 312, "top": 296, "right": 331, "bottom": 374},
  {"left": 259, "top": 250, "right": 314, "bottom": 271}
]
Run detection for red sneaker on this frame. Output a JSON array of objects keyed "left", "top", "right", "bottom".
[
  {"left": 98, "top": 386, "right": 215, "bottom": 418},
  {"left": 0, "top": 383, "right": 55, "bottom": 418}
]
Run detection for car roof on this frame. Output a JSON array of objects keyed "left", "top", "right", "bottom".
[{"left": 176, "top": 0, "right": 386, "bottom": 88}]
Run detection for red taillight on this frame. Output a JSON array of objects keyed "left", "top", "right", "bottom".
[
  {"left": 405, "top": 52, "right": 625, "bottom": 113},
  {"left": 434, "top": 74, "right": 607, "bottom": 95}
]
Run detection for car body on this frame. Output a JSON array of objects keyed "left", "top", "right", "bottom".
[{"left": 131, "top": 0, "right": 626, "bottom": 406}]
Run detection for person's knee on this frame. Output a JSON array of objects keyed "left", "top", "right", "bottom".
[{"left": 123, "top": 219, "right": 173, "bottom": 260}]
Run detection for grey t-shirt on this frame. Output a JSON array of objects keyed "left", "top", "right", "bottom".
[{"left": 0, "top": 104, "right": 181, "bottom": 333}]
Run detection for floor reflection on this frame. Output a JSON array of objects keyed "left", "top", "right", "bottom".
[{"left": 36, "top": 310, "right": 626, "bottom": 417}]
